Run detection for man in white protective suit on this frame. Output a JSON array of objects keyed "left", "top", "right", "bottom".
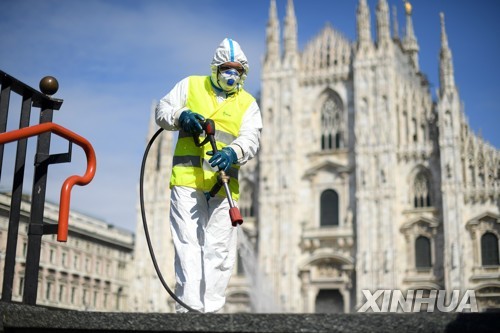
[{"left": 155, "top": 38, "right": 262, "bottom": 313}]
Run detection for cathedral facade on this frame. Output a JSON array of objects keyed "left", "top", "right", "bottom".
[
  {"left": 258, "top": 0, "right": 499, "bottom": 312},
  {"left": 132, "top": 0, "right": 500, "bottom": 313}
]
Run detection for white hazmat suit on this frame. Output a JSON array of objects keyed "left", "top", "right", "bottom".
[{"left": 155, "top": 38, "right": 262, "bottom": 313}]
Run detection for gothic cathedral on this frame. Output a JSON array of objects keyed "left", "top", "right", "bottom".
[{"left": 133, "top": 0, "right": 500, "bottom": 313}]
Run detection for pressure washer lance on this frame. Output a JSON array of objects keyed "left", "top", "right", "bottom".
[{"left": 194, "top": 119, "right": 243, "bottom": 227}]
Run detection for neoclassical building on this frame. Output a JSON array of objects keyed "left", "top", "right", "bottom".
[
  {"left": 132, "top": 0, "right": 499, "bottom": 313},
  {"left": 0, "top": 193, "right": 134, "bottom": 311}
]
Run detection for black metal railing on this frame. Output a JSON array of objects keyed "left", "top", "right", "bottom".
[{"left": 0, "top": 70, "right": 95, "bottom": 306}]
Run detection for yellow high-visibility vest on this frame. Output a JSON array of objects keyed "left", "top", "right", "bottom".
[{"left": 170, "top": 76, "right": 255, "bottom": 201}]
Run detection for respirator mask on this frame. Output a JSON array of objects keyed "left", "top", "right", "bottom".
[{"left": 217, "top": 66, "right": 242, "bottom": 92}]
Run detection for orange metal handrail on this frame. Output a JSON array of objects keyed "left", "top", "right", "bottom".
[{"left": 0, "top": 123, "right": 96, "bottom": 242}]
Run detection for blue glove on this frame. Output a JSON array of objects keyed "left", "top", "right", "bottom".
[
  {"left": 178, "top": 110, "right": 204, "bottom": 134},
  {"left": 207, "top": 146, "right": 237, "bottom": 172}
]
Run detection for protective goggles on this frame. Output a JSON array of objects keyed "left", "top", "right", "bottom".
[{"left": 219, "top": 65, "right": 244, "bottom": 75}]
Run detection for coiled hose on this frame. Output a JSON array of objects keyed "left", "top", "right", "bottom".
[{"left": 139, "top": 128, "right": 200, "bottom": 313}]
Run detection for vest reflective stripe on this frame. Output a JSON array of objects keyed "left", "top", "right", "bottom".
[
  {"left": 201, "top": 159, "right": 239, "bottom": 179},
  {"left": 172, "top": 155, "right": 199, "bottom": 168},
  {"left": 170, "top": 76, "right": 255, "bottom": 201},
  {"left": 178, "top": 129, "right": 237, "bottom": 146},
  {"left": 172, "top": 155, "right": 239, "bottom": 179}
]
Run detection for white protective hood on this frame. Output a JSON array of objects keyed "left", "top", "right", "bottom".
[{"left": 210, "top": 38, "right": 249, "bottom": 91}]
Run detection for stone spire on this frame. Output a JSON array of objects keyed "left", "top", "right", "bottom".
[
  {"left": 439, "top": 12, "right": 456, "bottom": 96},
  {"left": 356, "top": 0, "right": 372, "bottom": 50},
  {"left": 265, "top": 0, "right": 280, "bottom": 65},
  {"left": 376, "top": 0, "right": 391, "bottom": 45},
  {"left": 403, "top": 0, "right": 420, "bottom": 70},
  {"left": 283, "top": 0, "right": 298, "bottom": 60},
  {"left": 392, "top": 5, "right": 399, "bottom": 39}
]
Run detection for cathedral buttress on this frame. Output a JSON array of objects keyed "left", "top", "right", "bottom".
[{"left": 436, "top": 12, "right": 466, "bottom": 294}]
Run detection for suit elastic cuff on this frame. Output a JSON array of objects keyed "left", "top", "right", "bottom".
[
  {"left": 174, "top": 108, "right": 189, "bottom": 127},
  {"left": 228, "top": 144, "right": 244, "bottom": 163}
]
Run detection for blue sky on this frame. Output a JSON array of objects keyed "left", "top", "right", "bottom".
[{"left": 1, "top": 0, "right": 499, "bottom": 233}]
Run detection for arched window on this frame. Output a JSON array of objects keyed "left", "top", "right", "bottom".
[
  {"left": 481, "top": 232, "right": 500, "bottom": 266},
  {"left": 321, "top": 92, "right": 344, "bottom": 150},
  {"left": 315, "top": 289, "right": 344, "bottom": 313},
  {"left": 413, "top": 171, "right": 432, "bottom": 208},
  {"left": 415, "top": 236, "right": 432, "bottom": 268},
  {"left": 320, "top": 190, "right": 339, "bottom": 227}
]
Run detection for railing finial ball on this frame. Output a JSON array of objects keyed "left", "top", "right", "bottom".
[{"left": 40, "top": 76, "right": 59, "bottom": 96}]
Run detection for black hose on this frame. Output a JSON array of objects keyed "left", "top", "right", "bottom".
[{"left": 139, "top": 128, "right": 200, "bottom": 313}]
